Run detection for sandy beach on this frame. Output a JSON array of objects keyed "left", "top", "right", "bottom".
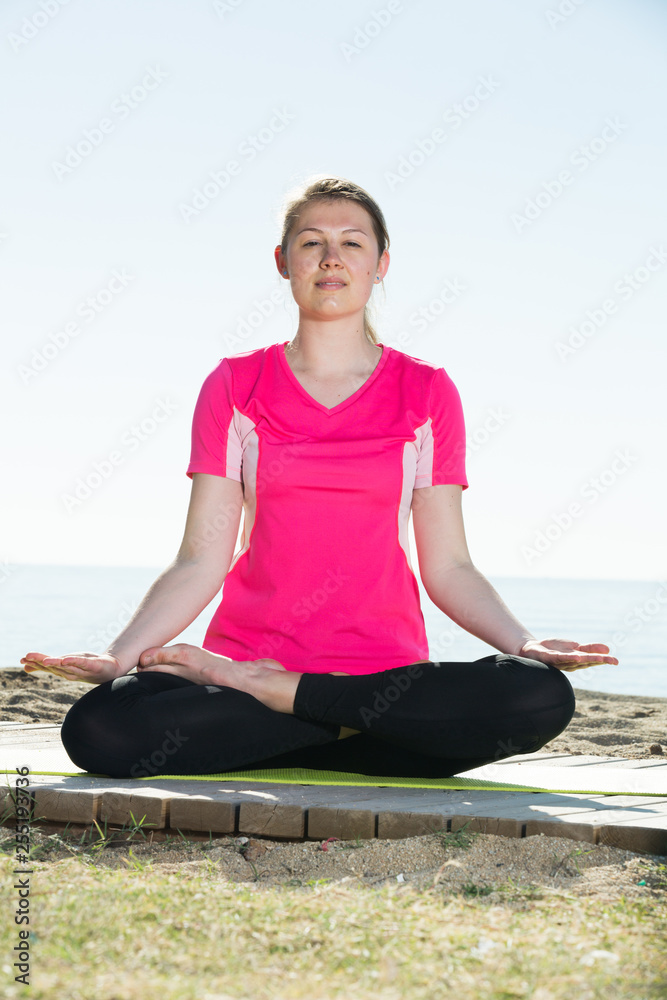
[{"left": 1, "top": 666, "right": 665, "bottom": 758}]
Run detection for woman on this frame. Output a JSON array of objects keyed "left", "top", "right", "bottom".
[{"left": 22, "top": 176, "right": 617, "bottom": 780}]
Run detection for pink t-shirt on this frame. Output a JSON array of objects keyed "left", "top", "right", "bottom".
[{"left": 187, "top": 341, "right": 468, "bottom": 675}]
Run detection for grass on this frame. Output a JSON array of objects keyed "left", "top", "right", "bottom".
[
  {"left": 2, "top": 853, "right": 665, "bottom": 1000},
  {"left": 1, "top": 819, "right": 666, "bottom": 1000}
]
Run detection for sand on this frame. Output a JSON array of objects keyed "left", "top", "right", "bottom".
[
  {"left": 1, "top": 667, "right": 665, "bottom": 758},
  {"left": 21, "top": 826, "right": 667, "bottom": 903}
]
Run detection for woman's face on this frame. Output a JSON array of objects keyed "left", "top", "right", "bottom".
[{"left": 276, "top": 200, "right": 389, "bottom": 324}]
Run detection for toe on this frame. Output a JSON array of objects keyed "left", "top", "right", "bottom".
[
  {"left": 259, "top": 658, "right": 287, "bottom": 671},
  {"left": 140, "top": 644, "right": 191, "bottom": 667},
  {"left": 139, "top": 647, "right": 162, "bottom": 666}
]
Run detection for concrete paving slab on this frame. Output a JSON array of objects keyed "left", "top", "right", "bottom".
[
  {"left": 2, "top": 725, "right": 667, "bottom": 855},
  {"left": 457, "top": 761, "right": 667, "bottom": 795}
]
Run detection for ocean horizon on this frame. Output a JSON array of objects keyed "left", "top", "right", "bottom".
[{"left": 1, "top": 565, "right": 665, "bottom": 698}]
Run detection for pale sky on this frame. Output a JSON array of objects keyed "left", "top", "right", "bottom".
[{"left": 1, "top": 0, "right": 665, "bottom": 580}]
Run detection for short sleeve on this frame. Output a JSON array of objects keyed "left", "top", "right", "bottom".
[
  {"left": 414, "top": 367, "right": 468, "bottom": 490},
  {"left": 186, "top": 359, "right": 243, "bottom": 482}
]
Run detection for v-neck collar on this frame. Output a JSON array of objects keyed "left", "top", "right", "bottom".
[{"left": 277, "top": 341, "right": 389, "bottom": 415}]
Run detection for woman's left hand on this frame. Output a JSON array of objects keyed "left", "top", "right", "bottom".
[{"left": 516, "top": 638, "right": 619, "bottom": 671}]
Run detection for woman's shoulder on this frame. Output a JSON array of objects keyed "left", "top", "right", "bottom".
[
  {"left": 385, "top": 344, "right": 442, "bottom": 370},
  {"left": 224, "top": 342, "right": 277, "bottom": 362},
  {"left": 384, "top": 346, "right": 464, "bottom": 414},
  {"left": 221, "top": 342, "right": 277, "bottom": 369},
  {"left": 198, "top": 343, "right": 277, "bottom": 380},
  {"left": 383, "top": 344, "right": 453, "bottom": 385}
]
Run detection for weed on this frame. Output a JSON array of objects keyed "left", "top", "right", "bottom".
[
  {"left": 550, "top": 845, "right": 596, "bottom": 878},
  {"left": 492, "top": 877, "right": 545, "bottom": 901},
  {"left": 243, "top": 857, "right": 260, "bottom": 881},
  {"left": 433, "top": 822, "right": 478, "bottom": 851},
  {"left": 120, "top": 848, "right": 154, "bottom": 873},
  {"left": 459, "top": 882, "right": 494, "bottom": 898},
  {"left": 637, "top": 860, "right": 667, "bottom": 890},
  {"left": 124, "top": 811, "right": 155, "bottom": 840},
  {"left": 335, "top": 835, "right": 365, "bottom": 851},
  {"left": 33, "top": 830, "right": 81, "bottom": 861}
]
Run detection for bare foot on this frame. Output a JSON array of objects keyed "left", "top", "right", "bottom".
[{"left": 137, "top": 643, "right": 302, "bottom": 714}]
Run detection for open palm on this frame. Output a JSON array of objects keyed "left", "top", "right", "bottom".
[
  {"left": 517, "top": 638, "right": 618, "bottom": 672},
  {"left": 20, "top": 651, "right": 125, "bottom": 685}
]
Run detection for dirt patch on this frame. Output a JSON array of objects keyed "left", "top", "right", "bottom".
[{"left": 22, "top": 826, "right": 667, "bottom": 902}]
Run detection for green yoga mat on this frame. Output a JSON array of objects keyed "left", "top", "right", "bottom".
[
  {"left": 3, "top": 742, "right": 665, "bottom": 795},
  {"left": 6, "top": 766, "right": 665, "bottom": 796},
  {"left": 129, "top": 767, "right": 665, "bottom": 795}
]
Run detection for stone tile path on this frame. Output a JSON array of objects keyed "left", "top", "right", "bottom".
[{"left": 2, "top": 723, "right": 666, "bottom": 855}]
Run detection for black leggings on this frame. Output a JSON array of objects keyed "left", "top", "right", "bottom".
[{"left": 60, "top": 654, "right": 576, "bottom": 779}]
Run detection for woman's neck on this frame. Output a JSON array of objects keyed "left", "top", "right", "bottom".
[{"left": 285, "top": 328, "right": 381, "bottom": 376}]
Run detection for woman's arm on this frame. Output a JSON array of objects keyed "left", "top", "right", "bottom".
[
  {"left": 411, "top": 484, "right": 618, "bottom": 670},
  {"left": 21, "top": 474, "right": 244, "bottom": 683}
]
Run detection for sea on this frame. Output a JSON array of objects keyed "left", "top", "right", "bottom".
[{"left": 1, "top": 566, "right": 665, "bottom": 698}]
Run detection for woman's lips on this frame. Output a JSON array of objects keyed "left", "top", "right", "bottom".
[{"left": 316, "top": 281, "right": 345, "bottom": 288}]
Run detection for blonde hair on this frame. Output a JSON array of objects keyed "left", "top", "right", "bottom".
[{"left": 277, "top": 175, "right": 390, "bottom": 345}]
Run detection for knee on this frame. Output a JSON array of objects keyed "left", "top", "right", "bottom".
[
  {"left": 60, "top": 681, "right": 130, "bottom": 776},
  {"left": 61, "top": 672, "right": 146, "bottom": 745},
  {"left": 61, "top": 679, "right": 117, "bottom": 739},
  {"left": 60, "top": 686, "right": 103, "bottom": 748},
  {"left": 503, "top": 654, "right": 576, "bottom": 743},
  {"left": 503, "top": 654, "right": 575, "bottom": 702}
]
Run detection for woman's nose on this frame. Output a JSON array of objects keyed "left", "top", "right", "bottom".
[{"left": 319, "top": 244, "right": 343, "bottom": 266}]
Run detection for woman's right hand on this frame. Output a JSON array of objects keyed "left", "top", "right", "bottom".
[{"left": 20, "top": 651, "right": 127, "bottom": 686}]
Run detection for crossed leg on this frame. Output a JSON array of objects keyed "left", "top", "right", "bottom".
[{"left": 60, "top": 654, "right": 575, "bottom": 779}]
